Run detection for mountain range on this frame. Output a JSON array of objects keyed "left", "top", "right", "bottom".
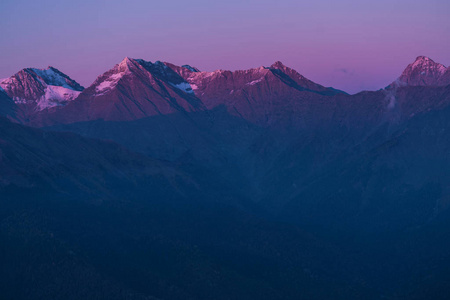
[
  {"left": 1, "top": 55, "right": 448, "bottom": 125},
  {"left": 1, "top": 55, "right": 450, "bottom": 299}
]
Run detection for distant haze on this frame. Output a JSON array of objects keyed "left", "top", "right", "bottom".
[{"left": 1, "top": 0, "right": 449, "bottom": 94}]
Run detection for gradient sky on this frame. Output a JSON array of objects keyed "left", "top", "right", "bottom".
[{"left": 1, "top": 0, "right": 449, "bottom": 94}]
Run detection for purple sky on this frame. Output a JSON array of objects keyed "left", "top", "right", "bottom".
[{"left": 1, "top": 0, "right": 449, "bottom": 94}]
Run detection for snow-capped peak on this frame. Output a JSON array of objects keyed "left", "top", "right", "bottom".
[
  {"left": 36, "top": 85, "right": 82, "bottom": 110},
  {"left": 0, "top": 67, "right": 83, "bottom": 110},
  {"left": 391, "top": 56, "right": 448, "bottom": 87}
]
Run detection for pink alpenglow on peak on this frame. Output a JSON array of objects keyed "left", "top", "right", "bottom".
[
  {"left": 42, "top": 57, "right": 205, "bottom": 124},
  {"left": 0, "top": 67, "right": 84, "bottom": 111},
  {"left": 391, "top": 56, "right": 450, "bottom": 87},
  {"left": 163, "top": 60, "right": 347, "bottom": 125},
  {"left": 4, "top": 55, "right": 449, "bottom": 127},
  {"left": 91, "top": 57, "right": 135, "bottom": 96}
]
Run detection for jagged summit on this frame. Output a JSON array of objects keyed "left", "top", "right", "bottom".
[
  {"left": 118, "top": 56, "right": 134, "bottom": 68},
  {"left": 270, "top": 61, "right": 288, "bottom": 70},
  {"left": 409, "top": 56, "right": 446, "bottom": 73},
  {"left": 415, "top": 55, "right": 433, "bottom": 61},
  {"left": 88, "top": 57, "right": 196, "bottom": 96},
  {"left": 413, "top": 55, "right": 441, "bottom": 64},
  {"left": 390, "top": 55, "right": 449, "bottom": 87},
  {"left": 90, "top": 58, "right": 134, "bottom": 95}
]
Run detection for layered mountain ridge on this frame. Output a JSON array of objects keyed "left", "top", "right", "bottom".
[
  {"left": 2, "top": 55, "right": 450, "bottom": 299},
  {"left": 2, "top": 55, "right": 448, "bottom": 127}
]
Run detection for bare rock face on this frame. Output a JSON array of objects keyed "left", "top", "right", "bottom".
[{"left": 390, "top": 56, "right": 449, "bottom": 87}]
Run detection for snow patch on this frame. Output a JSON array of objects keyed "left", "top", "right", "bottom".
[
  {"left": 32, "top": 68, "right": 75, "bottom": 89},
  {"left": 7, "top": 85, "right": 81, "bottom": 110},
  {"left": 170, "top": 82, "right": 194, "bottom": 94},
  {"left": 246, "top": 78, "right": 263, "bottom": 86},
  {"left": 36, "top": 85, "right": 81, "bottom": 110},
  {"left": 95, "top": 72, "right": 126, "bottom": 95}
]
